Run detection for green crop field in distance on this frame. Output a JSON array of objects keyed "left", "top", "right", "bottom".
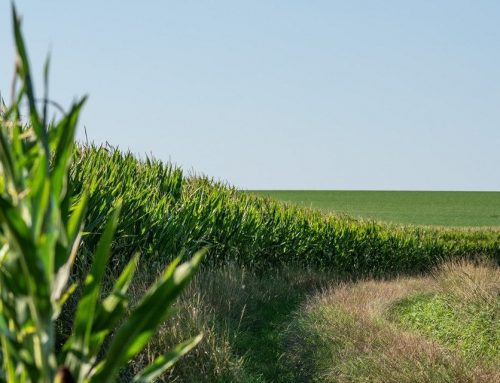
[{"left": 250, "top": 191, "right": 500, "bottom": 227}]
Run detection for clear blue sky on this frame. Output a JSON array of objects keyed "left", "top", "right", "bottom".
[{"left": 1, "top": 1, "right": 499, "bottom": 190}]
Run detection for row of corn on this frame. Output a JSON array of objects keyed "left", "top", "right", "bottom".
[{"left": 71, "top": 145, "right": 500, "bottom": 277}]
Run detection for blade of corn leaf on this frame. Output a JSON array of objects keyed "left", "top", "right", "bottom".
[
  {"left": 65, "top": 203, "right": 121, "bottom": 379},
  {"left": 87, "top": 253, "right": 140, "bottom": 358},
  {"left": 92, "top": 252, "right": 139, "bottom": 334},
  {"left": 53, "top": 282, "right": 77, "bottom": 321},
  {"left": 0, "top": 314, "right": 14, "bottom": 340},
  {"left": 52, "top": 190, "right": 88, "bottom": 282},
  {"left": 51, "top": 96, "right": 87, "bottom": 202},
  {"left": 66, "top": 192, "right": 88, "bottom": 249},
  {"left": 131, "top": 333, "right": 203, "bottom": 383},
  {"left": 90, "top": 249, "right": 205, "bottom": 383},
  {"left": 0, "top": 196, "right": 49, "bottom": 300},
  {"left": 52, "top": 231, "right": 81, "bottom": 304},
  {"left": 42, "top": 53, "right": 50, "bottom": 129},
  {"left": 29, "top": 153, "right": 50, "bottom": 241},
  {"left": 0, "top": 128, "right": 21, "bottom": 191},
  {"left": 12, "top": 6, "right": 47, "bottom": 152}
]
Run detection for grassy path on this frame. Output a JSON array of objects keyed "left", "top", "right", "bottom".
[
  {"left": 232, "top": 287, "right": 305, "bottom": 382},
  {"left": 128, "top": 262, "right": 498, "bottom": 382},
  {"left": 285, "top": 261, "right": 499, "bottom": 382},
  {"left": 219, "top": 269, "right": 332, "bottom": 382}
]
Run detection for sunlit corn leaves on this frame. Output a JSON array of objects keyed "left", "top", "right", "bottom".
[{"left": 0, "top": 6, "right": 203, "bottom": 383}]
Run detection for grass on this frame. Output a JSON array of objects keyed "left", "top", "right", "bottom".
[
  {"left": 120, "top": 261, "right": 499, "bottom": 382},
  {"left": 121, "top": 265, "right": 332, "bottom": 382},
  {"left": 389, "top": 262, "right": 499, "bottom": 363},
  {"left": 390, "top": 294, "right": 499, "bottom": 362},
  {"left": 251, "top": 190, "right": 500, "bottom": 227},
  {"left": 283, "top": 261, "right": 499, "bottom": 382}
]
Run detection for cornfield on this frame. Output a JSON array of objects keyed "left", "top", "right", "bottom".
[{"left": 72, "top": 145, "right": 500, "bottom": 277}]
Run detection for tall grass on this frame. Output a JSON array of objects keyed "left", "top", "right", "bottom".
[
  {"left": 286, "top": 262, "right": 499, "bottom": 382},
  {"left": 389, "top": 261, "right": 499, "bottom": 363},
  {"left": 71, "top": 145, "right": 500, "bottom": 276},
  {"left": 124, "top": 264, "right": 332, "bottom": 382}
]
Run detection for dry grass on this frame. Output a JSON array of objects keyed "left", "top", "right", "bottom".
[
  {"left": 286, "top": 261, "right": 499, "bottom": 383},
  {"left": 58, "top": 259, "right": 498, "bottom": 382},
  {"left": 121, "top": 264, "right": 332, "bottom": 382},
  {"left": 122, "top": 264, "right": 250, "bottom": 382},
  {"left": 434, "top": 259, "right": 499, "bottom": 304},
  {"left": 325, "top": 276, "right": 433, "bottom": 319}
]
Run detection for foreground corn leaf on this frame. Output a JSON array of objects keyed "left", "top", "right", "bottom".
[
  {"left": 131, "top": 334, "right": 203, "bottom": 383},
  {"left": 91, "top": 249, "right": 205, "bottom": 382},
  {"left": 0, "top": 5, "right": 203, "bottom": 383}
]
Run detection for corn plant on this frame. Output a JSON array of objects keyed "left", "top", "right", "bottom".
[
  {"left": 70, "top": 142, "right": 500, "bottom": 276},
  {"left": 0, "top": 7, "right": 203, "bottom": 382}
]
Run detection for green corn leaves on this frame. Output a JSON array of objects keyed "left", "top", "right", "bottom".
[
  {"left": 131, "top": 334, "right": 203, "bottom": 383},
  {"left": 0, "top": 5, "right": 203, "bottom": 383},
  {"left": 90, "top": 250, "right": 205, "bottom": 382},
  {"left": 70, "top": 141, "right": 500, "bottom": 276}
]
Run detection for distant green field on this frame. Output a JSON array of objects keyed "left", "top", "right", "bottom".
[{"left": 250, "top": 191, "right": 500, "bottom": 227}]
